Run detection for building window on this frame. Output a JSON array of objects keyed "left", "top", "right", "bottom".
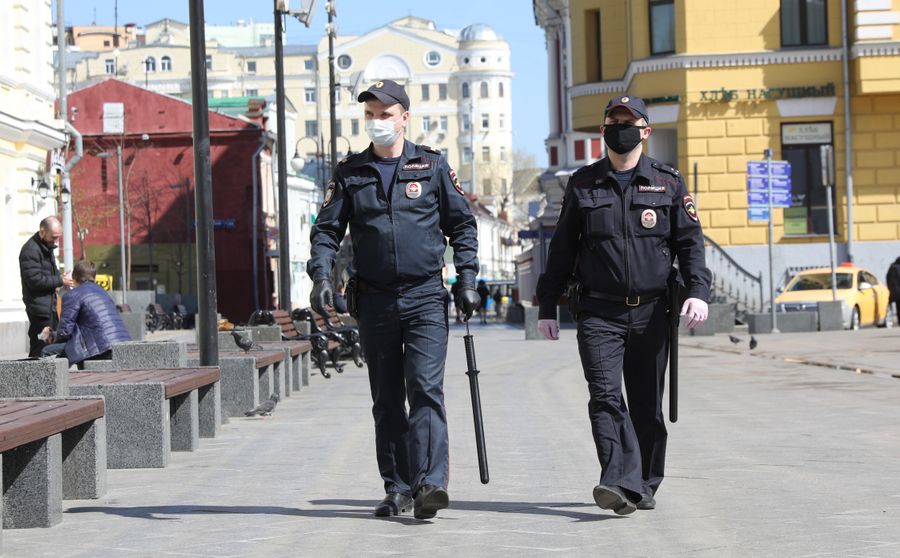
[
  {"left": 144, "top": 57, "right": 156, "bottom": 72},
  {"left": 246, "top": 89, "right": 258, "bottom": 97},
  {"left": 422, "top": 116, "right": 431, "bottom": 133},
  {"left": 481, "top": 113, "right": 490, "bottom": 129},
  {"left": 247, "top": 60, "right": 257, "bottom": 73},
  {"left": 462, "top": 113, "right": 471, "bottom": 131},
  {"left": 421, "top": 84, "right": 430, "bottom": 101},
  {"left": 501, "top": 178, "right": 508, "bottom": 194},
  {"left": 781, "top": 122, "right": 835, "bottom": 235},
  {"left": 463, "top": 147, "right": 472, "bottom": 163},
  {"left": 438, "top": 83, "right": 447, "bottom": 100},
  {"left": 482, "top": 146, "right": 490, "bottom": 162},
  {"left": 334, "top": 87, "right": 341, "bottom": 103},
  {"left": 649, "top": 0, "right": 675, "bottom": 55},
  {"left": 498, "top": 82, "right": 505, "bottom": 97},
  {"left": 161, "top": 56, "right": 172, "bottom": 72},
  {"left": 304, "top": 58, "right": 315, "bottom": 70},
  {"left": 425, "top": 50, "right": 441, "bottom": 66},
  {"left": 781, "top": 0, "right": 827, "bottom": 47},
  {"left": 351, "top": 119, "right": 359, "bottom": 136},
  {"left": 206, "top": 55, "right": 213, "bottom": 70},
  {"left": 462, "top": 82, "right": 470, "bottom": 98},
  {"left": 304, "top": 88, "right": 316, "bottom": 103},
  {"left": 499, "top": 113, "right": 505, "bottom": 129},
  {"left": 334, "top": 120, "right": 342, "bottom": 137},
  {"left": 440, "top": 148, "right": 449, "bottom": 159},
  {"left": 440, "top": 115, "right": 448, "bottom": 131},
  {"left": 500, "top": 146, "right": 507, "bottom": 161},
  {"left": 105, "top": 59, "right": 115, "bottom": 75},
  {"left": 480, "top": 81, "right": 489, "bottom": 98},
  {"left": 305, "top": 120, "right": 318, "bottom": 137},
  {"left": 103, "top": 40, "right": 110, "bottom": 47},
  {"left": 586, "top": 10, "right": 602, "bottom": 81},
  {"left": 337, "top": 54, "right": 352, "bottom": 70},
  {"left": 483, "top": 179, "right": 492, "bottom": 196}
]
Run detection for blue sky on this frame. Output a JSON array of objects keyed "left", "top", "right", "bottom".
[{"left": 55, "top": 0, "right": 549, "bottom": 166}]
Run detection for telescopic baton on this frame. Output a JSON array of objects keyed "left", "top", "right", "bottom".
[
  {"left": 463, "top": 320, "right": 489, "bottom": 484},
  {"left": 668, "top": 283, "right": 679, "bottom": 423}
]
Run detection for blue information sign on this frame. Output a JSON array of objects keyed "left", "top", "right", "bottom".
[
  {"left": 748, "top": 191, "right": 792, "bottom": 207},
  {"left": 747, "top": 160, "right": 791, "bottom": 177},
  {"left": 748, "top": 207, "right": 770, "bottom": 221},
  {"left": 747, "top": 176, "right": 792, "bottom": 192}
]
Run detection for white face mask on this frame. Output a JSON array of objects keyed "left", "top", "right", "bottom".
[{"left": 365, "top": 118, "right": 401, "bottom": 146}]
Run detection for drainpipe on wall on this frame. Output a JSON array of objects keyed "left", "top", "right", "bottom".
[
  {"left": 250, "top": 136, "right": 268, "bottom": 311},
  {"left": 840, "top": 0, "right": 854, "bottom": 262}
]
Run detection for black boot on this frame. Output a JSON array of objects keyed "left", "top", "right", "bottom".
[
  {"left": 413, "top": 485, "right": 449, "bottom": 519},
  {"left": 374, "top": 493, "right": 413, "bottom": 517}
]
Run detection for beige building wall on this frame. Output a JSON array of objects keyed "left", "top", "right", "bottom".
[{"left": 1, "top": 0, "right": 66, "bottom": 323}]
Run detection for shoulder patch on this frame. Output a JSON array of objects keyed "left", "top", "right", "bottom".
[
  {"left": 448, "top": 168, "right": 464, "bottom": 195},
  {"left": 422, "top": 145, "right": 441, "bottom": 155},
  {"left": 683, "top": 194, "right": 698, "bottom": 221},
  {"left": 322, "top": 181, "right": 336, "bottom": 207}
]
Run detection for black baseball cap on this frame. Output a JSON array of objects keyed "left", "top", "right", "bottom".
[
  {"left": 605, "top": 95, "right": 649, "bottom": 123},
  {"left": 357, "top": 79, "right": 410, "bottom": 111}
]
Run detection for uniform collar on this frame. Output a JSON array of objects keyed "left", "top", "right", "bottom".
[
  {"left": 598, "top": 154, "right": 653, "bottom": 184},
  {"left": 349, "top": 139, "right": 422, "bottom": 167}
]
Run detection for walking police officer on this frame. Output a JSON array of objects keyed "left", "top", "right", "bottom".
[
  {"left": 536, "top": 95, "right": 711, "bottom": 515},
  {"left": 308, "top": 79, "right": 480, "bottom": 520}
]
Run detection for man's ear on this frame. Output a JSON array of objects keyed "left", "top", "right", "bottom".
[{"left": 642, "top": 125, "right": 652, "bottom": 139}]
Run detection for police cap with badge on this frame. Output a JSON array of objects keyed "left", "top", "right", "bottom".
[
  {"left": 357, "top": 79, "right": 410, "bottom": 111},
  {"left": 604, "top": 95, "right": 649, "bottom": 123}
]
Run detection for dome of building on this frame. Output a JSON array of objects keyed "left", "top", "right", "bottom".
[{"left": 459, "top": 23, "right": 501, "bottom": 43}]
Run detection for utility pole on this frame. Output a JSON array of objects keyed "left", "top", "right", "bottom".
[
  {"left": 326, "top": 1, "right": 338, "bottom": 170},
  {"left": 188, "top": 0, "right": 219, "bottom": 367},
  {"left": 274, "top": 3, "right": 291, "bottom": 311},
  {"left": 57, "top": 0, "right": 75, "bottom": 273}
]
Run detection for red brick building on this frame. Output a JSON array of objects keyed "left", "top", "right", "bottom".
[{"left": 67, "top": 79, "right": 270, "bottom": 321}]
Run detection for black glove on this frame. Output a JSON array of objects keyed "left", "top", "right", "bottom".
[
  {"left": 310, "top": 278, "right": 334, "bottom": 316},
  {"left": 454, "top": 273, "right": 481, "bottom": 321}
]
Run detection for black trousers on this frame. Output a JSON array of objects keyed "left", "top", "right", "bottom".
[
  {"left": 576, "top": 297, "right": 669, "bottom": 499},
  {"left": 357, "top": 278, "right": 450, "bottom": 496},
  {"left": 26, "top": 309, "right": 56, "bottom": 358}
]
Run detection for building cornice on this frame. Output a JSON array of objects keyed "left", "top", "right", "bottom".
[
  {"left": 0, "top": 111, "right": 66, "bottom": 150},
  {"left": 570, "top": 48, "right": 843, "bottom": 97},
  {"left": 0, "top": 75, "right": 57, "bottom": 104},
  {"left": 851, "top": 41, "right": 900, "bottom": 57}
]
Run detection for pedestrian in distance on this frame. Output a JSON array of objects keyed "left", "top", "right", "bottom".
[
  {"left": 536, "top": 95, "right": 712, "bottom": 515},
  {"left": 19, "top": 216, "right": 73, "bottom": 357},
  {"left": 477, "top": 279, "right": 490, "bottom": 324},
  {"left": 887, "top": 256, "right": 900, "bottom": 326},
  {"left": 493, "top": 288, "right": 503, "bottom": 321},
  {"left": 307, "top": 79, "right": 480, "bottom": 520},
  {"left": 40, "top": 259, "right": 131, "bottom": 368}
]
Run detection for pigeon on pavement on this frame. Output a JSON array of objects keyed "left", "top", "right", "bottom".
[
  {"left": 728, "top": 335, "right": 742, "bottom": 344},
  {"left": 245, "top": 394, "right": 279, "bottom": 416},
  {"left": 749, "top": 336, "right": 758, "bottom": 350},
  {"left": 231, "top": 330, "right": 262, "bottom": 352}
]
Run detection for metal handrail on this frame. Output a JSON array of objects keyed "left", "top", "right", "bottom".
[{"left": 703, "top": 234, "right": 764, "bottom": 315}]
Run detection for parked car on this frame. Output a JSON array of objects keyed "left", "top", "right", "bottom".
[{"left": 774, "top": 264, "right": 894, "bottom": 330}]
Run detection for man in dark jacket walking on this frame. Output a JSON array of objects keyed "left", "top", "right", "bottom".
[
  {"left": 19, "top": 216, "right": 72, "bottom": 356},
  {"left": 887, "top": 256, "right": 900, "bottom": 325},
  {"left": 41, "top": 260, "right": 130, "bottom": 367}
]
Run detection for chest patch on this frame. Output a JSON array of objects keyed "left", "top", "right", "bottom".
[
  {"left": 405, "top": 181, "right": 422, "bottom": 199},
  {"left": 641, "top": 209, "right": 657, "bottom": 229},
  {"left": 638, "top": 185, "right": 666, "bottom": 193},
  {"left": 402, "top": 161, "right": 431, "bottom": 171}
]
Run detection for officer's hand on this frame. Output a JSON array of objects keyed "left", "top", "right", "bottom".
[
  {"left": 456, "top": 288, "right": 480, "bottom": 321},
  {"left": 681, "top": 298, "right": 709, "bottom": 329},
  {"left": 310, "top": 279, "right": 334, "bottom": 317},
  {"left": 538, "top": 319, "right": 559, "bottom": 340}
]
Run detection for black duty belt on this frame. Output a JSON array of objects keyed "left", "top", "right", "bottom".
[
  {"left": 582, "top": 289, "right": 665, "bottom": 307},
  {"left": 356, "top": 275, "right": 441, "bottom": 295}
]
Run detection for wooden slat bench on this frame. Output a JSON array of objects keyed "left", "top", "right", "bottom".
[
  {"left": 187, "top": 349, "right": 283, "bottom": 419},
  {"left": 68, "top": 367, "right": 220, "bottom": 469},
  {"left": 0, "top": 397, "right": 106, "bottom": 529},
  {"left": 256, "top": 340, "right": 312, "bottom": 393}
]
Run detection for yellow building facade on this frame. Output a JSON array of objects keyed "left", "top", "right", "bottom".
[{"left": 536, "top": 0, "right": 900, "bottom": 294}]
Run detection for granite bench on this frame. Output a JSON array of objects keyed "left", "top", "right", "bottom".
[
  {"left": 68, "top": 367, "right": 220, "bottom": 469},
  {"left": 1, "top": 397, "right": 106, "bottom": 530},
  {"left": 188, "top": 350, "right": 283, "bottom": 419}
]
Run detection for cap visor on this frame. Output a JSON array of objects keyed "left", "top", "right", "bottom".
[{"left": 357, "top": 90, "right": 402, "bottom": 108}]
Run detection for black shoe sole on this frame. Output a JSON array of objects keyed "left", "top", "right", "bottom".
[
  {"left": 414, "top": 488, "right": 449, "bottom": 519},
  {"left": 593, "top": 485, "right": 637, "bottom": 516}
]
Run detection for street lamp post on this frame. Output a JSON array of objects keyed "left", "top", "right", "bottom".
[
  {"left": 94, "top": 147, "right": 128, "bottom": 304},
  {"left": 326, "top": 1, "right": 338, "bottom": 171},
  {"left": 273, "top": 3, "right": 291, "bottom": 312}
]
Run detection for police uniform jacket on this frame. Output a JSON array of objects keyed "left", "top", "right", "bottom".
[
  {"left": 307, "top": 140, "right": 478, "bottom": 288},
  {"left": 536, "top": 154, "right": 711, "bottom": 320}
]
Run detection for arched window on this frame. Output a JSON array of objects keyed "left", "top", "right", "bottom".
[
  {"left": 480, "top": 81, "right": 489, "bottom": 98},
  {"left": 498, "top": 82, "right": 504, "bottom": 97},
  {"left": 461, "top": 82, "right": 470, "bottom": 98},
  {"left": 160, "top": 56, "right": 172, "bottom": 72},
  {"left": 144, "top": 56, "right": 156, "bottom": 72}
]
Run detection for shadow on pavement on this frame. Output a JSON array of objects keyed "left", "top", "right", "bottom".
[{"left": 67, "top": 499, "right": 620, "bottom": 523}]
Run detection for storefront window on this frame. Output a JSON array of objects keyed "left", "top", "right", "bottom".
[
  {"left": 649, "top": 0, "right": 675, "bottom": 55},
  {"left": 781, "top": 0, "right": 827, "bottom": 47},
  {"left": 781, "top": 122, "right": 835, "bottom": 235}
]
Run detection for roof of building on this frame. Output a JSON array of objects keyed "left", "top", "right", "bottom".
[
  {"left": 218, "top": 44, "right": 317, "bottom": 57},
  {"left": 459, "top": 23, "right": 502, "bottom": 42}
]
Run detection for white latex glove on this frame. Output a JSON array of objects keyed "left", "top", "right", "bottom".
[
  {"left": 681, "top": 298, "right": 709, "bottom": 329},
  {"left": 538, "top": 319, "right": 559, "bottom": 340}
]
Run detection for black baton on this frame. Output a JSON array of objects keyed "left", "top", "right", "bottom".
[
  {"left": 463, "top": 321, "right": 489, "bottom": 484},
  {"left": 668, "top": 282, "right": 679, "bottom": 423}
]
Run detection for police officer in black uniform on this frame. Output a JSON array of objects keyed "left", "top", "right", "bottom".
[
  {"left": 307, "top": 79, "right": 480, "bottom": 520},
  {"left": 536, "top": 95, "right": 711, "bottom": 515}
]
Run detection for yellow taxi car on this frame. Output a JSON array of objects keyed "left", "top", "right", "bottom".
[{"left": 775, "top": 264, "right": 894, "bottom": 330}]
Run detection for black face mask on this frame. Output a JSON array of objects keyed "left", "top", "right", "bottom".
[{"left": 603, "top": 123, "right": 646, "bottom": 155}]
